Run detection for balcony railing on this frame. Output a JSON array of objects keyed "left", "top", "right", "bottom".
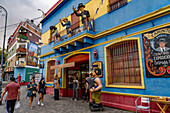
[
  {"left": 108, "top": 0, "right": 128, "bottom": 12},
  {"left": 15, "top": 60, "right": 26, "bottom": 67},
  {"left": 16, "top": 47, "right": 26, "bottom": 54},
  {"left": 48, "top": 18, "right": 95, "bottom": 44}
]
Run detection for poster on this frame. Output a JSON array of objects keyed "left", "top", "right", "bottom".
[
  {"left": 92, "top": 61, "right": 103, "bottom": 78},
  {"left": 143, "top": 26, "right": 170, "bottom": 77},
  {"left": 27, "top": 41, "right": 38, "bottom": 66}
]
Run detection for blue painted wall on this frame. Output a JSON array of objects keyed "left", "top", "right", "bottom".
[
  {"left": 14, "top": 68, "right": 26, "bottom": 82},
  {"left": 40, "top": 0, "right": 170, "bottom": 97}
]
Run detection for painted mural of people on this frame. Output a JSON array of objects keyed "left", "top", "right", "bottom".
[
  {"left": 72, "top": 3, "right": 90, "bottom": 30},
  {"left": 156, "top": 38, "right": 169, "bottom": 52}
]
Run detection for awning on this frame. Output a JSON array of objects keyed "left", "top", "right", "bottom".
[{"left": 50, "top": 62, "right": 75, "bottom": 69}]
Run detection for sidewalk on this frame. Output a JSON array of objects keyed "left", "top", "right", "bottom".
[{"left": 0, "top": 86, "right": 132, "bottom": 113}]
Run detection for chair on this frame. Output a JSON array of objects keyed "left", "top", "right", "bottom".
[{"left": 135, "top": 96, "right": 151, "bottom": 113}]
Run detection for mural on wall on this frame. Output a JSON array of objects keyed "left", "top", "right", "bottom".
[
  {"left": 143, "top": 26, "right": 170, "bottom": 77},
  {"left": 27, "top": 41, "right": 38, "bottom": 66},
  {"left": 92, "top": 61, "right": 103, "bottom": 77}
]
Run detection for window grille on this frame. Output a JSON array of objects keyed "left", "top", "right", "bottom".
[{"left": 106, "top": 40, "right": 141, "bottom": 86}]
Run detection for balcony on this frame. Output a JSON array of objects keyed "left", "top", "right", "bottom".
[
  {"left": 16, "top": 47, "right": 26, "bottom": 54},
  {"left": 15, "top": 60, "right": 26, "bottom": 67},
  {"left": 5, "top": 67, "right": 14, "bottom": 72},
  {"left": 48, "top": 18, "right": 95, "bottom": 44},
  {"left": 108, "top": 0, "right": 128, "bottom": 13}
]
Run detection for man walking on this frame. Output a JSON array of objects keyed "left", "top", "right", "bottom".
[{"left": 0, "top": 77, "right": 20, "bottom": 113}]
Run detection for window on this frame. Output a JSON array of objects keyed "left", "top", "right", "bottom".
[
  {"left": 106, "top": 40, "right": 141, "bottom": 86},
  {"left": 47, "top": 60, "right": 56, "bottom": 82},
  {"left": 108, "top": 0, "right": 128, "bottom": 12}
]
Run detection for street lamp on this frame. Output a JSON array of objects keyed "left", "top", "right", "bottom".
[
  {"left": 0, "top": 6, "right": 7, "bottom": 80},
  {"left": 38, "top": 9, "right": 45, "bottom": 18}
]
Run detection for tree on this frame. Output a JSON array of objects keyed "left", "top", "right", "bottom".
[{"left": 0, "top": 50, "right": 6, "bottom": 64}]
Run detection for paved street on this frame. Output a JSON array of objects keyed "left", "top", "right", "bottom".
[{"left": 0, "top": 86, "right": 132, "bottom": 113}]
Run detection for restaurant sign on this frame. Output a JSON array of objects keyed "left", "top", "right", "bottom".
[{"left": 143, "top": 26, "right": 170, "bottom": 77}]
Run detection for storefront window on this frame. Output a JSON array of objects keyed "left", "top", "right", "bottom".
[{"left": 106, "top": 40, "right": 141, "bottom": 86}]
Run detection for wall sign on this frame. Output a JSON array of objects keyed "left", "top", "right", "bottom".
[
  {"left": 27, "top": 41, "right": 38, "bottom": 66},
  {"left": 92, "top": 61, "right": 103, "bottom": 78},
  {"left": 143, "top": 26, "right": 170, "bottom": 77}
]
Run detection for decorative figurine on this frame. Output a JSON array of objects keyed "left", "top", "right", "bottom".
[
  {"left": 86, "top": 69, "right": 104, "bottom": 111},
  {"left": 72, "top": 3, "right": 90, "bottom": 30},
  {"left": 59, "top": 17, "right": 72, "bottom": 38}
]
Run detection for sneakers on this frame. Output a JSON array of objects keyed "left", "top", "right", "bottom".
[
  {"left": 74, "top": 99, "right": 77, "bottom": 101},
  {"left": 38, "top": 101, "right": 40, "bottom": 105},
  {"left": 41, "top": 103, "right": 44, "bottom": 106}
]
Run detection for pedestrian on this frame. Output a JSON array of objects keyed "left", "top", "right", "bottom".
[
  {"left": 38, "top": 78, "right": 46, "bottom": 106},
  {"left": 0, "top": 80, "right": 2, "bottom": 105},
  {"left": 83, "top": 80, "right": 90, "bottom": 103},
  {"left": 72, "top": 76, "right": 79, "bottom": 101},
  {"left": 27, "top": 78, "right": 37, "bottom": 109},
  {"left": 54, "top": 74, "right": 60, "bottom": 100},
  {"left": 0, "top": 77, "right": 20, "bottom": 113}
]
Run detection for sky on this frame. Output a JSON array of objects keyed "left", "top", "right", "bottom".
[{"left": 0, "top": 0, "right": 58, "bottom": 49}]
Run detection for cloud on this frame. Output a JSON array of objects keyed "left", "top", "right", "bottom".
[{"left": 0, "top": 0, "right": 58, "bottom": 49}]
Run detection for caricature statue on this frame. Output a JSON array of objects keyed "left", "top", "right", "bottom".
[
  {"left": 86, "top": 68, "right": 104, "bottom": 111},
  {"left": 72, "top": 3, "right": 90, "bottom": 30},
  {"left": 59, "top": 17, "right": 72, "bottom": 38},
  {"left": 49, "top": 26, "right": 60, "bottom": 42}
]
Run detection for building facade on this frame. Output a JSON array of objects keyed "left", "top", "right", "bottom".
[
  {"left": 39, "top": 0, "right": 170, "bottom": 112},
  {"left": 5, "top": 19, "right": 41, "bottom": 82}
]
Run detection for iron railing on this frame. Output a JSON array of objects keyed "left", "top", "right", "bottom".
[
  {"left": 108, "top": 0, "right": 128, "bottom": 12},
  {"left": 106, "top": 40, "right": 141, "bottom": 85}
]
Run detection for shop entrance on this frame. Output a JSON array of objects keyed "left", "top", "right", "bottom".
[{"left": 65, "top": 53, "right": 89, "bottom": 98}]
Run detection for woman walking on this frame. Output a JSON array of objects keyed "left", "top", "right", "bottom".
[
  {"left": 38, "top": 78, "right": 46, "bottom": 106},
  {"left": 27, "top": 78, "right": 37, "bottom": 109}
]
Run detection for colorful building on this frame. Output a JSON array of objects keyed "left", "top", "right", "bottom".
[
  {"left": 5, "top": 19, "right": 41, "bottom": 82},
  {"left": 39, "top": 0, "right": 170, "bottom": 112}
]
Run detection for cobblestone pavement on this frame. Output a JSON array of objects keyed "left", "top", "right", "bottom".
[{"left": 0, "top": 86, "right": 132, "bottom": 113}]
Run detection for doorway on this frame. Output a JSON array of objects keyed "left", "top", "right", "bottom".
[{"left": 65, "top": 53, "right": 90, "bottom": 98}]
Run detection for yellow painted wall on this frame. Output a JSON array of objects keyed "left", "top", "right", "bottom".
[
  {"left": 41, "top": 30, "right": 50, "bottom": 45},
  {"left": 41, "top": 0, "right": 109, "bottom": 46}
]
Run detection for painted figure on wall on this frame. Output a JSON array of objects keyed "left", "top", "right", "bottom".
[
  {"left": 156, "top": 38, "right": 169, "bottom": 52},
  {"left": 27, "top": 42, "right": 38, "bottom": 66},
  {"left": 72, "top": 3, "right": 90, "bottom": 30}
]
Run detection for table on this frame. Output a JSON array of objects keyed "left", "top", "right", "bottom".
[{"left": 151, "top": 99, "right": 170, "bottom": 113}]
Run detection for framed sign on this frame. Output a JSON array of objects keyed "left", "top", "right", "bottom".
[
  {"left": 143, "top": 26, "right": 170, "bottom": 77},
  {"left": 92, "top": 61, "right": 103, "bottom": 78}
]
